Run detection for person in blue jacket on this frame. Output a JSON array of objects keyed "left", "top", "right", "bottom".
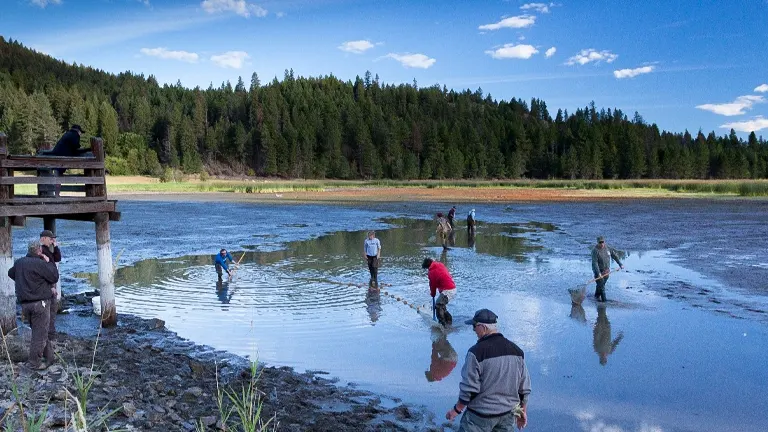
[{"left": 215, "top": 249, "right": 235, "bottom": 280}]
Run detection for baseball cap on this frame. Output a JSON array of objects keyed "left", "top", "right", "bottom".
[
  {"left": 465, "top": 308, "right": 498, "bottom": 325},
  {"left": 71, "top": 124, "right": 84, "bottom": 133},
  {"left": 40, "top": 230, "right": 55, "bottom": 238},
  {"left": 597, "top": 236, "right": 605, "bottom": 243}
]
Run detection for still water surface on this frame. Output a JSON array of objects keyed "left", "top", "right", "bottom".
[{"left": 13, "top": 199, "right": 768, "bottom": 431}]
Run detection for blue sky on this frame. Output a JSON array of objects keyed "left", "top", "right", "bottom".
[{"left": 3, "top": 0, "right": 768, "bottom": 136}]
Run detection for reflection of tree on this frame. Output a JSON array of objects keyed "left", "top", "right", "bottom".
[
  {"left": 425, "top": 334, "right": 458, "bottom": 382},
  {"left": 593, "top": 306, "right": 624, "bottom": 365}
]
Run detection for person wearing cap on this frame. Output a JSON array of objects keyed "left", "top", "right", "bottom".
[
  {"left": 446, "top": 309, "right": 531, "bottom": 431},
  {"left": 591, "top": 236, "right": 624, "bottom": 302},
  {"left": 49, "top": 124, "right": 90, "bottom": 179},
  {"left": 39, "top": 230, "right": 62, "bottom": 340},
  {"left": 214, "top": 249, "right": 236, "bottom": 281},
  {"left": 422, "top": 257, "right": 456, "bottom": 326},
  {"left": 447, "top": 206, "right": 457, "bottom": 229},
  {"left": 436, "top": 213, "right": 453, "bottom": 250},
  {"left": 7, "top": 241, "right": 60, "bottom": 370},
  {"left": 363, "top": 231, "right": 381, "bottom": 287}
]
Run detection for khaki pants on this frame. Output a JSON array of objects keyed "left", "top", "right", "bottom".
[{"left": 21, "top": 300, "right": 54, "bottom": 367}]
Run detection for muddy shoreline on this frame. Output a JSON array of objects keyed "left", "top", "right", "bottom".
[{"left": 1, "top": 294, "right": 442, "bottom": 431}]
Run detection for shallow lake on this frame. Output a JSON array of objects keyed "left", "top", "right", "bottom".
[{"left": 13, "top": 198, "right": 768, "bottom": 431}]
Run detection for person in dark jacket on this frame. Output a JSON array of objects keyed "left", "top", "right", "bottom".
[
  {"left": 447, "top": 206, "right": 457, "bottom": 229},
  {"left": 591, "top": 236, "right": 624, "bottom": 302},
  {"left": 48, "top": 124, "right": 89, "bottom": 177},
  {"left": 446, "top": 309, "right": 531, "bottom": 431},
  {"left": 39, "top": 230, "right": 61, "bottom": 340},
  {"left": 8, "top": 241, "right": 59, "bottom": 370}
]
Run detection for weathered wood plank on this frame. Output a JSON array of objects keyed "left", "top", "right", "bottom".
[
  {"left": 0, "top": 216, "right": 15, "bottom": 334},
  {"left": 0, "top": 158, "right": 103, "bottom": 169},
  {"left": 0, "top": 176, "right": 105, "bottom": 185},
  {"left": 0, "top": 200, "right": 117, "bottom": 217},
  {"left": 95, "top": 211, "right": 117, "bottom": 326},
  {"left": 0, "top": 196, "right": 105, "bottom": 204}
]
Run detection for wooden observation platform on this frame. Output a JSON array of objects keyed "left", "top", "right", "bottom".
[{"left": 0, "top": 132, "right": 120, "bottom": 333}]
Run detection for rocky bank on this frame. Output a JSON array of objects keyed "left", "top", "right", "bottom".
[{"left": 0, "top": 293, "right": 443, "bottom": 431}]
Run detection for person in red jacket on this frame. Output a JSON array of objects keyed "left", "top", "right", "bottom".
[{"left": 422, "top": 258, "right": 456, "bottom": 326}]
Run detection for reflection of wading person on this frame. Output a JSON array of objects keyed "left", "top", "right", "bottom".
[
  {"left": 593, "top": 306, "right": 623, "bottom": 365},
  {"left": 363, "top": 231, "right": 381, "bottom": 287},
  {"left": 8, "top": 241, "right": 59, "bottom": 370},
  {"left": 39, "top": 230, "right": 61, "bottom": 340},
  {"left": 215, "top": 249, "right": 235, "bottom": 281},
  {"left": 425, "top": 335, "right": 458, "bottom": 382},
  {"left": 436, "top": 213, "right": 453, "bottom": 250},
  {"left": 423, "top": 258, "right": 456, "bottom": 326},
  {"left": 591, "top": 236, "right": 624, "bottom": 302}
]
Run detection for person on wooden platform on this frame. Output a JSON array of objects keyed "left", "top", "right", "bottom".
[
  {"left": 39, "top": 230, "right": 61, "bottom": 340},
  {"left": 7, "top": 241, "right": 59, "bottom": 370}
]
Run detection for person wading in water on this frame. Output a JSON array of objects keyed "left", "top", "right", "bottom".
[
  {"left": 215, "top": 249, "right": 236, "bottom": 281},
  {"left": 591, "top": 236, "right": 624, "bottom": 302},
  {"left": 423, "top": 257, "right": 456, "bottom": 326},
  {"left": 363, "top": 231, "right": 382, "bottom": 287}
]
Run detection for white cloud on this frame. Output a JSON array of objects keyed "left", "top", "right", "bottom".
[
  {"left": 29, "top": 0, "right": 61, "bottom": 7},
  {"left": 137, "top": 0, "right": 150, "bottom": 5},
  {"left": 566, "top": 49, "right": 618, "bottom": 65},
  {"left": 696, "top": 95, "right": 765, "bottom": 116},
  {"left": 385, "top": 53, "right": 436, "bottom": 69},
  {"left": 276, "top": 11, "right": 286, "bottom": 18},
  {"left": 755, "top": 84, "right": 768, "bottom": 93},
  {"left": 721, "top": 116, "right": 768, "bottom": 132},
  {"left": 201, "top": 0, "right": 267, "bottom": 18},
  {"left": 140, "top": 47, "right": 199, "bottom": 63},
  {"left": 545, "top": 47, "right": 556, "bottom": 58},
  {"left": 210, "top": 51, "right": 250, "bottom": 68},
  {"left": 479, "top": 15, "right": 536, "bottom": 31},
  {"left": 613, "top": 65, "right": 655, "bottom": 79},
  {"left": 338, "top": 40, "right": 375, "bottom": 54},
  {"left": 485, "top": 44, "right": 539, "bottom": 60},
  {"left": 520, "top": 3, "right": 551, "bottom": 13}
]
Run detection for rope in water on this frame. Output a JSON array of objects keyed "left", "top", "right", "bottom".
[{"left": 293, "top": 276, "right": 432, "bottom": 314}]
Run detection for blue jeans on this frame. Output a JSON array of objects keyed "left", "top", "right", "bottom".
[{"left": 459, "top": 410, "right": 517, "bottom": 432}]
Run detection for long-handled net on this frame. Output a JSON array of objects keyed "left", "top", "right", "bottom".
[{"left": 568, "top": 267, "right": 622, "bottom": 305}]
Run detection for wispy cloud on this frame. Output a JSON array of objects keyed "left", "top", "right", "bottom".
[
  {"left": 566, "top": 49, "right": 618, "bottom": 66},
  {"left": 545, "top": 47, "right": 556, "bottom": 58},
  {"left": 338, "top": 40, "right": 375, "bottom": 54},
  {"left": 201, "top": 0, "right": 267, "bottom": 18},
  {"left": 755, "top": 84, "right": 768, "bottom": 93},
  {"left": 479, "top": 15, "right": 536, "bottom": 31},
  {"left": 29, "top": 0, "right": 61, "bottom": 7},
  {"left": 520, "top": 2, "right": 552, "bottom": 13},
  {"left": 137, "top": 0, "right": 151, "bottom": 6},
  {"left": 485, "top": 44, "right": 538, "bottom": 60},
  {"left": 30, "top": 8, "right": 225, "bottom": 55},
  {"left": 696, "top": 95, "right": 765, "bottom": 116},
  {"left": 210, "top": 51, "right": 250, "bottom": 68},
  {"left": 614, "top": 65, "right": 655, "bottom": 79},
  {"left": 721, "top": 116, "right": 768, "bottom": 132},
  {"left": 140, "top": 47, "right": 199, "bottom": 63},
  {"left": 385, "top": 53, "right": 436, "bottom": 69}
]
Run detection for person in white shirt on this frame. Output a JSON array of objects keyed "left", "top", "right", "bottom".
[{"left": 363, "top": 231, "right": 382, "bottom": 286}]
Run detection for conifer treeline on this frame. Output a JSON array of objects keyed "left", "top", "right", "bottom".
[{"left": 1, "top": 36, "right": 766, "bottom": 179}]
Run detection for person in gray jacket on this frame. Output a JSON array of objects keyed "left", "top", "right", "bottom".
[
  {"left": 591, "top": 236, "right": 624, "bottom": 302},
  {"left": 446, "top": 309, "right": 531, "bottom": 431},
  {"left": 8, "top": 241, "right": 59, "bottom": 370}
]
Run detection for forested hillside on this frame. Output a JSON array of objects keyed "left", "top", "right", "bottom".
[{"left": 1, "top": 36, "right": 766, "bottom": 179}]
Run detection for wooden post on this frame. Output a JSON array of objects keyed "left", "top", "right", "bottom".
[
  {"left": 43, "top": 217, "right": 62, "bottom": 310},
  {"left": 87, "top": 137, "right": 106, "bottom": 199},
  {"left": 95, "top": 212, "right": 116, "bottom": 326},
  {"left": 0, "top": 134, "right": 14, "bottom": 334}
]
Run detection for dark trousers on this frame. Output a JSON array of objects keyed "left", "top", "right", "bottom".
[
  {"left": 49, "top": 294, "right": 57, "bottom": 338},
  {"left": 435, "top": 292, "right": 453, "bottom": 326},
  {"left": 21, "top": 300, "right": 54, "bottom": 367},
  {"left": 595, "top": 275, "right": 609, "bottom": 302},
  {"left": 366, "top": 255, "right": 378, "bottom": 283},
  {"left": 215, "top": 263, "right": 227, "bottom": 280}
]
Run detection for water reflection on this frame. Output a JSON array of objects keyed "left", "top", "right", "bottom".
[
  {"left": 216, "top": 281, "right": 234, "bottom": 305},
  {"left": 593, "top": 305, "right": 624, "bottom": 366},
  {"left": 365, "top": 287, "right": 382, "bottom": 324},
  {"left": 467, "top": 229, "right": 476, "bottom": 250},
  {"left": 569, "top": 303, "right": 587, "bottom": 324},
  {"left": 424, "top": 332, "right": 458, "bottom": 382}
]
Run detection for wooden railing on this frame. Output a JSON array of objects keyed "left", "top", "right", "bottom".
[{"left": 0, "top": 133, "right": 107, "bottom": 205}]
